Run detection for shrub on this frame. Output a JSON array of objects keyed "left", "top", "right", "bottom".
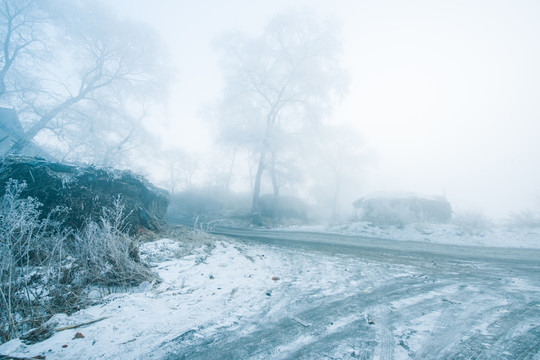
[
  {"left": 70, "top": 196, "right": 155, "bottom": 287},
  {"left": 452, "top": 210, "right": 492, "bottom": 235},
  {"left": 361, "top": 201, "right": 415, "bottom": 228},
  {"left": 0, "top": 181, "right": 155, "bottom": 343},
  {"left": 354, "top": 192, "right": 452, "bottom": 227},
  {"left": 259, "top": 195, "right": 308, "bottom": 221},
  {"left": 167, "top": 188, "right": 251, "bottom": 225},
  {"left": 505, "top": 210, "right": 540, "bottom": 229},
  {"left": 0, "top": 156, "right": 169, "bottom": 234},
  {"left": 0, "top": 179, "right": 70, "bottom": 342}
]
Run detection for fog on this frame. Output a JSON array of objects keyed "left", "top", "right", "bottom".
[
  {"left": 2, "top": 2, "right": 540, "bottom": 355},
  {"left": 3, "top": 0, "right": 540, "bottom": 220},
  {"left": 103, "top": 0, "right": 540, "bottom": 219}
]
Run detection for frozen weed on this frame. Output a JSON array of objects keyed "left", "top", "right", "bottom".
[
  {"left": 0, "top": 181, "right": 155, "bottom": 343},
  {"left": 70, "top": 196, "right": 155, "bottom": 287}
]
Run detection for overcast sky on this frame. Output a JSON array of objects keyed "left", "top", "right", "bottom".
[{"left": 105, "top": 0, "right": 540, "bottom": 218}]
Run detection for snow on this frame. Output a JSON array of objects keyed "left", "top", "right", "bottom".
[
  {"left": 0, "top": 235, "right": 397, "bottom": 359},
  {"left": 1, "top": 225, "right": 537, "bottom": 359},
  {"left": 282, "top": 221, "right": 540, "bottom": 248}
]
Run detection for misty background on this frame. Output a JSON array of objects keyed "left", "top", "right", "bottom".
[
  {"left": 110, "top": 0, "right": 540, "bottom": 219},
  {"left": 3, "top": 0, "right": 540, "bottom": 220}
]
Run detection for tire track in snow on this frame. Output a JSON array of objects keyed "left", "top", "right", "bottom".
[
  {"left": 156, "top": 230, "right": 540, "bottom": 360},
  {"left": 159, "top": 274, "right": 439, "bottom": 359}
]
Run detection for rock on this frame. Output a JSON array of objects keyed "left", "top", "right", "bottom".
[{"left": 0, "top": 155, "right": 169, "bottom": 233}]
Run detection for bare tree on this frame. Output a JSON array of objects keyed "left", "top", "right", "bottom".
[
  {"left": 216, "top": 11, "right": 348, "bottom": 218},
  {"left": 1, "top": 0, "right": 168, "bottom": 162},
  {"left": 163, "top": 148, "right": 199, "bottom": 194},
  {"left": 44, "top": 92, "right": 157, "bottom": 168}
]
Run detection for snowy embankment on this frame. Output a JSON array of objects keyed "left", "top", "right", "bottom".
[
  {"left": 0, "top": 233, "right": 376, "bottom": 359},
  {"left": 277, "top": 221, "right": 540, "bottom": 249}
]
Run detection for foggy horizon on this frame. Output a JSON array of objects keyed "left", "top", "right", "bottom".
[
  {"left": 1, "top": 0, "right": 537, "bottom": 219},
  {"left": 101, "top": 0, "right": 540, "bottom": 219}
]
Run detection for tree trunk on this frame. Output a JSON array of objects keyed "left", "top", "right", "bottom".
[
  {"left": 224, "top": 148, "right": 236, "bottom": 192},
  {"left": 251, "top": 150, "right": 266, "bottom": 217},
  {"left": 0, "top": 16, "right": 14, "bottom": 99},
  {"left": 269, "top": 152, "right": 280, "bottom": 218},
  {"left": 247, "top": 151, "right": 254, "bottom": 197},
  {"left": 9, "top": 96, "right": 80, "bottom": 154},
  {"left": 0, "top": 77, "right": 6, "bottom": 98},
  {"left": 8, "top": 114, "right": 54, "bottom": 154}
]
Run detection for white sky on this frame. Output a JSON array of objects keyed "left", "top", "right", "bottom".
[{"left": 106, "top": 0, "right": 540, "bottom": 218}]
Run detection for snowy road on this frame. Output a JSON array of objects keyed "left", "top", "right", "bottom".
[
  {"left": 2, "top": 228, "right": 539, "bottom": 359},
  {"left": 158, "top": 228, "right": 540, "bottom": 360}
]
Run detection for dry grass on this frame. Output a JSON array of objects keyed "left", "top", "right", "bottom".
[{"left": 0, "top": 181, "right": 155, "bottom": 343}]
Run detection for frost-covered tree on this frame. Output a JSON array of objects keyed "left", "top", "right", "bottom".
[
  {"left": 0, "top": 0, "right": 168, "bottom": 166},
  {"left": 163, "top": 148, "right": 200, "bottom": 194},
  {"left": 215, "top": 11, "right": 348, "bottom": 218}
]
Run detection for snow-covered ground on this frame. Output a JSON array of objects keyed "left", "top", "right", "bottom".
[
  {"left": 1, "top": 227, "right": 538, "bottom": 359},
  {"left": 279, "top": 221, "right": 540, "bottom": 249},
  {"left": 0, "top": 234, "right": 392, "bottom": 359}
]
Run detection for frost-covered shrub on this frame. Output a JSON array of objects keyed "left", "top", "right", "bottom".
[
  {"left": 0, "top": 156, "right": 169, "bottom": 234},
  {"left": 167, "top": 189, "right": 250, "bottom": 221},
  {"left": 505, "top": 210, "right": 540, "bottom": 229},
  {"left": 0, "top": 179, "right": 70, "bottom": 342},
  {"left": 360, "top": 201, "right": 415, "bottom": 228},
  {"left": 259, "top": 194, "right": 308, "bottom": 221},
  {"left": 70, "top": 196, "right": 155, "bottom": 287},
  {"left": 0, "top": 182, "right": 154, "bottom": 343},
  {"left": 452, "top": 210, "right": 492, "bottom": 235},
  {"left": 354, "top": 192, "right": 452, "bottom": 227}
]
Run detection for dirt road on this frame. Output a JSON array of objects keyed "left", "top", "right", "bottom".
[{"left": 159, "top": 228, "right": 540, "bottom": 359}]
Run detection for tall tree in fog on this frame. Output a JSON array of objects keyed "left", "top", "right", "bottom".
[
  {"left": 0, "top": 0, "right": 167, "bottom": 165},
  {"left": 216, "top": 11, "right": 347, "bottom": 218},
  {"left": 163, "top": 148, "right": 199, "bottom": 194},
  {"left": 309, "top": 124, "right": 368, "bottom": 219},
  {"left": 54, "top": 96, "right": 156, "bottom": 167}
]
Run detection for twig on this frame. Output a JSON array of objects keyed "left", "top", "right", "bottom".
[
  {"left": 291, "top": 317, "right": 311, "bottom": 327},
  {"left": 442, "top": 298, "right": 461, "bottom": 305},
  {"left": 54, "top": 317, "right": 108, "bottom": 332}
]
